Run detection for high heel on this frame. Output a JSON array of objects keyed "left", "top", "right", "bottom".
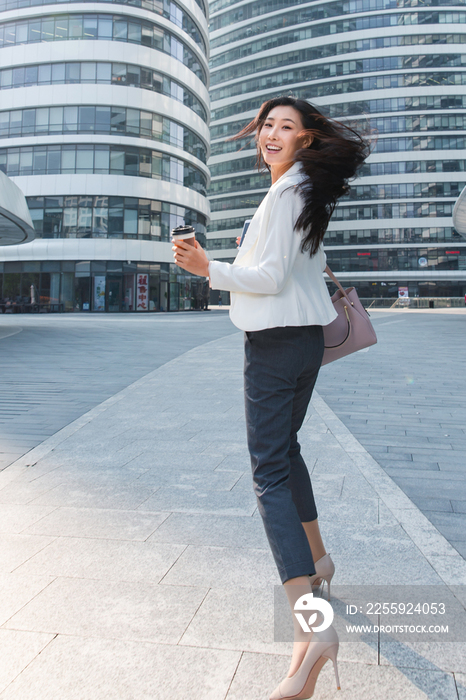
[
  {"left": 269, "top": 625, "right": 340, "bottom": 700},
  {"left": 309, "top": 553, "right": 335, "bottom": 601}
]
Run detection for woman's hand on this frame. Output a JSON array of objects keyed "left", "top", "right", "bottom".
[{"left": 172, "top": 239, "right": 210, "bottom": 277}]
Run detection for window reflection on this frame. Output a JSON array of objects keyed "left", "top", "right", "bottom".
[
  {"left": 0, "top": 144, "right": 207, "bottom": 193},
  {"left": 0, "top": 260, "right": 208, "bottom": 313},
  {"left": 0, "top": 13, "right": 207, "bottom": 81},
  {"left": 0, "top": 62, "right": 207, "bottom": 121},
  {"left": 26, "top": 195, "right": 206, "bottom": 242}
]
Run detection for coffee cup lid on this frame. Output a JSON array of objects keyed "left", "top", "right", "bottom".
[{"left": 172, "top": 225, "right": 195, "bottom": 235}]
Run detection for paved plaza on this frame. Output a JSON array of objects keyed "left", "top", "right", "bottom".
[{"left": 0, "top": 310, "right": 465, "bottom": 699}]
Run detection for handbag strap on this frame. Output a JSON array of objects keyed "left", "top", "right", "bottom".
[{"left": 325, "top": 265, "right": 350, "bottom": 301}]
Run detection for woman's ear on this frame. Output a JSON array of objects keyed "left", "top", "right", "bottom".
[{"left": 299, "top": 131, "right": 313, "bottom": 149}]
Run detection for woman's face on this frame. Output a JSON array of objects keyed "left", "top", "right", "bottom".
[{"left": 258, "top": 105, "right": 310, "bottom": 169}]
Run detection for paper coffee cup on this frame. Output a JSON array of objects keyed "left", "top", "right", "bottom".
[{"left": 172, "top": 225, "right": 195, "bottom": 246}]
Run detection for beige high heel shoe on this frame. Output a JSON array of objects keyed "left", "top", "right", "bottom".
[
  {"left": 309, "top": 553, "right": 335, "bottom": 601},
  {"left": 269, "top": 624, "right": 340, "bottom": 700}
]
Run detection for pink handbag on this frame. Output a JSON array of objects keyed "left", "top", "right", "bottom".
[{"left": 322, "top": 266, "right": 377, "bottom": 365}]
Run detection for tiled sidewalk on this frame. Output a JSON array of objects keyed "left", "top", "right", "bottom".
[{"left": 0, "top": 332, "right": 465, "bottom": 699}]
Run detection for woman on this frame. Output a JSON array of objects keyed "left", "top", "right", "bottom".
[{"left": 173, "top": 96, "right": 368, "bottom": 700}]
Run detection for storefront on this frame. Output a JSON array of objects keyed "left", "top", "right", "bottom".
[{"left": 0, "top": 260, "right": 209, "bottom": 312}]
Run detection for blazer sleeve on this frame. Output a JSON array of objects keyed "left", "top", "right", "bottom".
[{"left": 209, "top": 186, "right": 303, "bottom": 295}]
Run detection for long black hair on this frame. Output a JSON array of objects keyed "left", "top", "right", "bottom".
[{"left": 233, "top": 96, "right": 370, "bottom": 256}]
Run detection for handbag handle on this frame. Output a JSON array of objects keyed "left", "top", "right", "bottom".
[{"left": 325, "top": 265, "right": 351, "bottom": 301}]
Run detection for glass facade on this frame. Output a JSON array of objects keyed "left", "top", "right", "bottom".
[
  {"left": 0, "top": 144, "right": 207, "bottom": 194},
  {"left": 26, "top": 195, "right": 206, "bottom": 240},
  {"left": 0, "top": 260, "right": 209, "bottom": 312},
  {"left": 0, "top": 13, "right": 207, "bottom": 80},
  {"left": 0, "top": 0, "right": 209, "bottom": 312},
  {"left": 0, "top": 106, "right": 207, "bottom": 162},
  {"left": 0, "top": 0, "right": 207, "bottom": 18},
  {"left": 0, "top": 62, "right": 207, "bottom": 120},
  {"left": 207, "top": 0, "right": 466, "bottom": 298}
]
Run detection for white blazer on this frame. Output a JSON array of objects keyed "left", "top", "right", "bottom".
[{"left": 208, "top": 162, "right": 338, "bottom": 332}]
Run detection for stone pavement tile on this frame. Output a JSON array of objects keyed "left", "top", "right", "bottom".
[
  {"left": 302, "top": 414, "right": 330, "bottom": 433},
  {"left": 180, "top": 426, "right": 244, "bottom": 442},
  {"left": 351, "top": 426, "right": 409, "bottom": 437},
  {"left": 215, "top": 454, "right": 251, "bottom": 471},
  {"left": 24, "top": 506, "right": 169, "bottom": 540},
  {"left": 200, "top": 440, "right": 250, "bottom": 456},
  {"left": 0, "top": 533, "right": 55, "bottom": 573},
  {"left": 340, "top": 475, "right": 378, "bottom": 500},
  {"left": 411, "top": 497, "right": 453, "bottom": 513},
  {"left": 49, "top": 430, "right": 141, "bottom": 454},
  {"left": 181, "top": 587, "right": 378, "bottom": 666},
  {"left": 392, "top": 445, "right": 456, "bottom": 460},
  {"left": 426, "top": 556, "right": 466, "bottom": 586},
  {"left": 135, "top": 468, "right": 243, "bottom": 491},
  {"left": 0, "top": 629, "right": 55, "bottom": 694},
  {"left": 3, "top": 577, "right": 208, "bottom": 644},
  {"left": 14, "top": 536, "right": 187, "bottom": 583},
  {"left": 0, "top": 478, "right": 62, "bottom": 505},
  {"left": 363, "top": 436, "right": 454, "bottom": 450},
  {"left": 423, "top": 512, "right": 466, "bottom": 542},
  {"left": 438, "top": 462, "right": 466, "bottom": 472},
  {"left": 311, "top": 456, "right": 359, "bottom": 475},
  {"left": 452, "top": 500, "right": 466, "bottom": 513},
  {"left": 127, "top": 450, "right": 227, "bottom": 471},
  {"left": 378, "top": 460, "right": 440, "bottom": 472},
  {"left": 0, "top": 573, "right": 55, "bottom": 626},
  {"left": 456, "top": 673, "right": 466, "bottom": 699},
  {"left": 21, "top": 465, "right": 149, "bottom": 491},
  {"left": 411, "top": 451, "right": 465, "bottom": 464},
  {"left": 298, "top": 427, "right": 341, "bottom": 447},
  {"left": 389, "top": 477, "right": 466, "bottom": 502},
  {"left": 406, "top": 427, "right": 465, "bottom": 437},
  {"left": 380, "top": 641, "right": 466, "bottom": 675},
  {"left": 224, "top": 651, "right": 291, "bottom": 700},
  {"left": 378, "top": 502, "right": 400, "bottom": 526},
  {"left": 160, "top": 544, "right": 280, "bottom": 588},
  {"left": 0, "top": 454, "right": 23, "bottom": 465},
  {"left": 388, "top": 507, "right": 459, "bottom": 559},
  {"left": 386, "top": 468, "right": 464, "bottom": 482},
  {"left": 225, "top": 654, "right": 458, "bottom": 700},
  {"left": 138, "top": 485, "right": 257, "bottom": 516},
  {"left": 323, "top": 526, "right": 442, "bottom": 585},
  {"left": 0, "top": 504, "right": 57, "bottom": 534},
  {"left": 365, "top": 417, "right": 422, "bottom": 426},
  {"left": 451, "top": 541, "right": 466, "bottom": 558},
  {"left": 36, "top": 449, "right": 147, "bottom": 470},
  {"left": 147, "top": 512, "right": 269, "bottom": 548},
  {"left": 367, "top": 449, "right": 410, "bottom": 462},
  {"left": 307, "top": 473, "right": 345, "bottom": 498},
  {"left": 228, "top": 471, "right": 255, "bottom": 492},
  {"left": 0, "top": 634, "right": 240, "bottom": 700},
  {"left": 312, "top": 496, "right": 380, "bottom": 525},
  {"left": 131, "top": 439, "right": 213, "bottom": 457},
  {"left": 180, "top": 586, "right": 291, "bottom": 655},
  {"left": 26, "top": 481, "right": 158, "bottom": 510}
]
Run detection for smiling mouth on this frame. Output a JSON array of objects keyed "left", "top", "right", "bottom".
[{"left": 266, "top": 144, "right": 282, "bottom": 153}]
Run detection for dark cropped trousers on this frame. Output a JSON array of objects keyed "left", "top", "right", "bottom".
[{"left": 244, "top": 325, "right": 324, "bottom": 584}]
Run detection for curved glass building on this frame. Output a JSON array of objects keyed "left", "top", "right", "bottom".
[
  {"left": 0, "top": 170, "right": 35, "bottom": 247},
  {"left": 208, "top": 0, "right": 466, "bottom": 301},
  {"left": 0, "top": 0, "right": 210, "bottom": 311}
]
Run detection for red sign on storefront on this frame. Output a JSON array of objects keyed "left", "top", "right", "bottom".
[{"left": 137, "top": 274, "right": 149, "bottom": 311}]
